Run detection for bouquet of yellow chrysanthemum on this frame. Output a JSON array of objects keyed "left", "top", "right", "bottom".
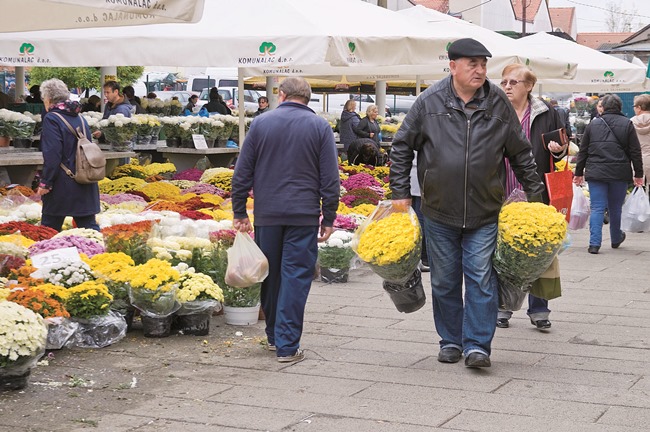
[
  {"left": 126, "top": 258, "right": 180, "bottom": 317},
  {"left": 353, "top": 201, "right": 421, "bottom": 283},
  {"left": 494, "top": 201, "right": 567, "bottom": 310}
]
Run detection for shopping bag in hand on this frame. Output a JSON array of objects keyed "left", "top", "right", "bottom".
[
  {"left": 568, "top": 184, "right": 589, "bottom": 230},
  {"left": 621, "top": 186, "right": 650, "bottom": 232},
  {"left": 225, "top": 232, "right": 269, "bottom": 288},
  {"left": 545, "top": 155, "right": 573, "bottom": 222}
]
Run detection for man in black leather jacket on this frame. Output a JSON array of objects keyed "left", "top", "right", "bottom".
[{"left": 390, "top": 38, "right": 545, "bottom": 369}]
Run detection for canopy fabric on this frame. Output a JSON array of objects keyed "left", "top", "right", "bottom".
[
  {"left": 397, "top": 6, "right": 577, "bottom": 81},
  {"left": 515, "top": 32, "right": 649, "bottom": 93},
  {"left": 0, "top": 0, "right": 205, "bottom": 32},
  {"left": 0, "top": 0, "right": 457, "bottom": 72}
]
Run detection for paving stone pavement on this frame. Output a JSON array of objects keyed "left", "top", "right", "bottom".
[{"left": 1, "top": 228, "right": 648, "bottom": 431}]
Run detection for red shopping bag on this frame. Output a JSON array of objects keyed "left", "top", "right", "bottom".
[{"left": 544, "top": 155, "right": 573, "bottom": 222}]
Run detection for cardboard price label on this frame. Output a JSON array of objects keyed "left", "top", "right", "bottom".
[
  {"left": 192, "top": 134, "right": 208, "bottom": 149},
  {"left": 31, "top": 247, "right": 81, "bottom": 269}
]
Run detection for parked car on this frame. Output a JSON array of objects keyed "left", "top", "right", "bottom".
[
  {"left": 153, "top": 91, "right": 194, "bottom": 104},
  {"left": 197, "top": 87, "right": 262, "bottom": 113}
]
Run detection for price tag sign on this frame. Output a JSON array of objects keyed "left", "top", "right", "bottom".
[
  {"left": 192, "top": 134, "right": 208, "bottom": 149},
  {"left": 31, "top": 247, "right": 82, "bottom": 269}
]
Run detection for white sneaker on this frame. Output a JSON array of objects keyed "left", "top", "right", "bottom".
[
  {"left": 419, "top": 261, "right": 430, "bottom": 272},
  {"left": 277, "top": 348, "right": 304, "bottom": 364}
]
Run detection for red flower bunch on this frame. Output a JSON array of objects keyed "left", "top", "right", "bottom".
[
  {"left": 0, "top": 254, "right": 26, "bottom": 277},
  {"left": 0, "top": 221, "right": 58, "bottom": 242},
  {"left": 181, "top": 196, "right": 214, "bottom": 211},
  {"left": 180, "top": 210, "right": 213, "bottom": 220},
  {"left": 144, "top": 200, "right": 186, "bottom": 213},
  {"left": 7, "top": 288, "right": 70, "bottom": 318},
  {"left": 173, "top": 168, "right": 204, "bottom": 182}
]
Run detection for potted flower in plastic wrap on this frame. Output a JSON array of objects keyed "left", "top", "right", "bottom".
[
  {"left": 0, "top": 302, "right": 47, "bottom": 390},
  {"left": 208, "top": 229, "right": 262, "bottom": 326},
  {"left": 126, "top": 258, "right": 181, "bottom": 337},
  {"left": 493, "top": 201, "right": 567, "bottom": 310},
  {"left": 0, "top": 109, "right": 36, "bottom": 147},
  {"left": 99, "top": 114, "right": 137, "bottom": 151},
  {"left": 175, "top": 264, "right": 224, "bottom": 336},
  {"left": 353, "top": 201, "right": 426, "bottom": 313},
  {"left": 317, "top": 230, "right": 356, "bottom": 283}
]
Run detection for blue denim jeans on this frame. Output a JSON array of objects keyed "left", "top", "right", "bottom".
[
  {"left": 411, "top": 196, "right": 428, "bottom": 263},
  {"left": 588, "top": 181, "right": 627, "bottom": 247},
  {"left": 40, "top": 214, "right": 99, "bottom": 232},
  {"left": 423, "top": 218, "right": 499, "bottom": 357}
]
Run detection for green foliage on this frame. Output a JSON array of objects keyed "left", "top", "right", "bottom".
[{"left": 29, "top": 66, "right": 144, "bottom": 91}]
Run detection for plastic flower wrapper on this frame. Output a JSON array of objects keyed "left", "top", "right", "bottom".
[
  {"left": 318, "top": 230, "right": 357, "bottom": 270},
  {"left": 126, "top": 258, "right": 180, "bottom": 317},
  {"left": 175, "top": 264, "right": 223, "bottom": 316},
  {"left": 352, "top": 201, "right": 421, "bottom": 284},
  {"left": 64, "top": 309, "right": 126, "bottom": 349},
  {"left": 494, "top": 201, "right": 567, "bottom": 310},
  {"left": 0, "top": 302, "right": 47, "bottom": 376},
  {"left": 0, "top": 109, "right": 36, "bottom": 139}
]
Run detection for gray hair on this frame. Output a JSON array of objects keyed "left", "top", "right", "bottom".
[
  {"left": 366, "top": 104, "right": 378, "bottom": 116},
  {"left": 40, "top": 78, "right": 70, "bottom": 104},
  {"left": 600, "top": 94, "right": 622, "bottom": 113},
  {"left": 279, "top": 77, "right": 311, "bottom": 104}
]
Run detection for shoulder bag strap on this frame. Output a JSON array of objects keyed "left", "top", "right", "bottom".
[
  {"left": 51, "top": 112, "right": 79, "bottom": 179},
  {"left": 598, "top": 117, "right": 630, "bottom": 159}
]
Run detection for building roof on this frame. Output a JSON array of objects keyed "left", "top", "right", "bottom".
[
  {"left": 511, "top": 0, "right": 543, "bottom": 24},
  {"left": 577, "top": 33, "right": 634, "bottom": 50},
  {"left": 409, "top": 0, "right": 448, "bottom": 13},
  {"left": 621, "top": 23, "right": 650, "bottom": 44},
  {"left": 549, "top": 7, "right": 574, "bottom": 34}
]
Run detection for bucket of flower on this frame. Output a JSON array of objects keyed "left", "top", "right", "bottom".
[
  {"left": 353, "top": 201, "right": 426, "bottom": 313},
  {"left": 127, "top": 258, "right": 181, "bottom": 338},
  {"left": 175, "top": 264, "right": 224, "bottom": 336},
  {"left": 317, "top": 230, "right": 357, "bottom": 283},
  {"left": 493, "top": 201, "right": 568, "bottom": 310},
  {"left": 0, "top": 302, "right": 47, "bottom": 391}
]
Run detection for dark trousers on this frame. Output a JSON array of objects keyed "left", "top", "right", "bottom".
[
  {"left": 254, "top": 225, "right": 318, "bottom": 357},
  {"left": 411, "top": 196, "right": 429, "bottom": 263},
  {"left": 41, "top": 214, "right": 99, "bottom": 232}
]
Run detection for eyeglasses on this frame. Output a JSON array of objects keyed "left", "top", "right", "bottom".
[{"left": 499, "top": 79, "right": 526, "bottom": 87}]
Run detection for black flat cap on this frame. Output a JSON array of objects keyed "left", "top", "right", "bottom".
[{"left": 448, "top": 38, "right": 492, "bottom": 60}]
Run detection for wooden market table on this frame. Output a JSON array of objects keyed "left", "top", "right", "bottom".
[
  {"left": 0, "top": 148, "right": 136, "bottom": 186},
  {"left": 156, "top": 145, "right": 239, "bottom": 171}
]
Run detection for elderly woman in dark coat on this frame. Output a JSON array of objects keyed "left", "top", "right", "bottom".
[{"left": 37, "top": 78, "right": 101, "bottom": 232}]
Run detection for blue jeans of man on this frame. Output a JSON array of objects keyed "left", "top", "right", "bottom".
[
  {"left": 588, "top": 181, "right": 627, "bottom": 247},
  {"left": 40, "top": 214, "right": 99, "bottom": 232},
  {"left": 423, "top": 218, "right": 499, "bottom": 357},
  {"left": 254, "top": 225, "right": 318, "bottom": 357}
]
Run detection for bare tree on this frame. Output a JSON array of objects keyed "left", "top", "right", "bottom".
[{"left": 605, "top": 1, "right": 638, "bottom": 32}]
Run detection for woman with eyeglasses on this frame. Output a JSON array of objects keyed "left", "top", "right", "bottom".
[
  {"left": 496, "top": 64, "right": 568, "bottom": 331},
  {"left": 631, "top": 94, "right": 650, "bottom": 187}
]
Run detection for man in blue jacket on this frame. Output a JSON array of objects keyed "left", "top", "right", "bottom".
[
  {"left": 232, "top": 77, "right": 340, "bottom": 364},
  {"left": 390, "top": 38, "right": 545, "bottom": 368}
]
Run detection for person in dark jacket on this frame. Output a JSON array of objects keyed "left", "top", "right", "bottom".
[
  {"left": 338, "top": 99, "right": 361, "bottom": 151},
  {"left": 26, "top": 85, "right": 43, "bottom": 104},
  {"left": 122, "top": 85, "right": 144, "bottom": 114},
  {"left": 204, "top": 88, "right": 231, "bottom": 115},
  {"left": 252, "top": 96, "right": 270, "bottom": 117},
  {"left": 497, "top": 64, "right": 568, "bottom": 331},
  {"left": 101, "top": 81, "right": 132, "bottom": 119},
  {"left": 550, "top": 99, "right": 571, "bottom": 139},
  {"left": 353, "top": 104, "right": 381, "bottom": 145},
  {"left": 389, "top": 38, "right": 545, "bottom": 369},
  {"left": 37, "top": 78, "right": 100, "bottom": 232},
  {"left": 184, "top": 94, "right": 199, "bottom": 113},
  {"left": 81, "top": 95, "right": 101, "bottom": 113},
  {"left": 231, "top": 77, "right": 340, "bottom": 364},
  {"left": 347, "top": 138, "right": 381, "bottom": 166},
  {"left": 574, "top": 94, "right": 644, "bottom": 254}
]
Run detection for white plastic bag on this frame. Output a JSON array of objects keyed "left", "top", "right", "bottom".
[
  {"left": 225, "top": 232, "right": 269, "bottom": 288},
  {"left": 568, "top": 184, "right": 590, "bottom": 230},
  {"left": 621, "top": 186, "right": 650, "bottom": 232}
]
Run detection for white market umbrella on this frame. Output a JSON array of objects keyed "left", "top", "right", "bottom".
[
  {"left": 0, "top": 0, "right": 457, "bottom": 71},
  {"left": 397, "top": 5, "right": 577, "bottom": 80},
  {"left": 515, "top": 32, "right": 649, "bottom": 93},
  {"left": 0, "top": 0, "right": 205, "bottom": 32}
]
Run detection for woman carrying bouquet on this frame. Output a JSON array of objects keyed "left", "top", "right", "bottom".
[{"left": 497, "top": 64, "right": 568, "bottom": 330}]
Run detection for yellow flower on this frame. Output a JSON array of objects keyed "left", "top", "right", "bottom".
[{"left": 357, "top": 212, "right": 420, "bottom": 266}]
